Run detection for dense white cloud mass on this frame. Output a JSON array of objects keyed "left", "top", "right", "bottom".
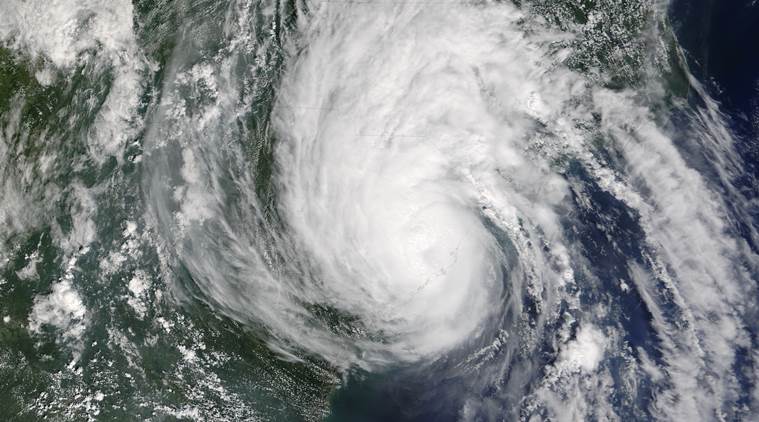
[
  {"left": 2, "top": 0, "right": 757, "bottom": 419},
  {"left": 139, "top": 2, "right": 759, "bottom": 417}
]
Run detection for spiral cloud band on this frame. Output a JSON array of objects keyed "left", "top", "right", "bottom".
[{"left": 138, "top": 0, "right": 759, "bottom": 418}]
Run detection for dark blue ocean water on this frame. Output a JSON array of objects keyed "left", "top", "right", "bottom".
[
  {"left": 675, "top": 1, "right": 759, "bottom": 415},
  {"left": 671, "top": 0, "right": 759, "bottom": 163}
]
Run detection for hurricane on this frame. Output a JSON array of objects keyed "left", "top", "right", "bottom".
[{"left": 1, "top": 0, "right": 758, "bottom": 420}]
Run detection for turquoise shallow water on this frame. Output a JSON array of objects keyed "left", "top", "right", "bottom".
[{"left": 1, "top": 0, "right": 758, "bottom": 420}]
